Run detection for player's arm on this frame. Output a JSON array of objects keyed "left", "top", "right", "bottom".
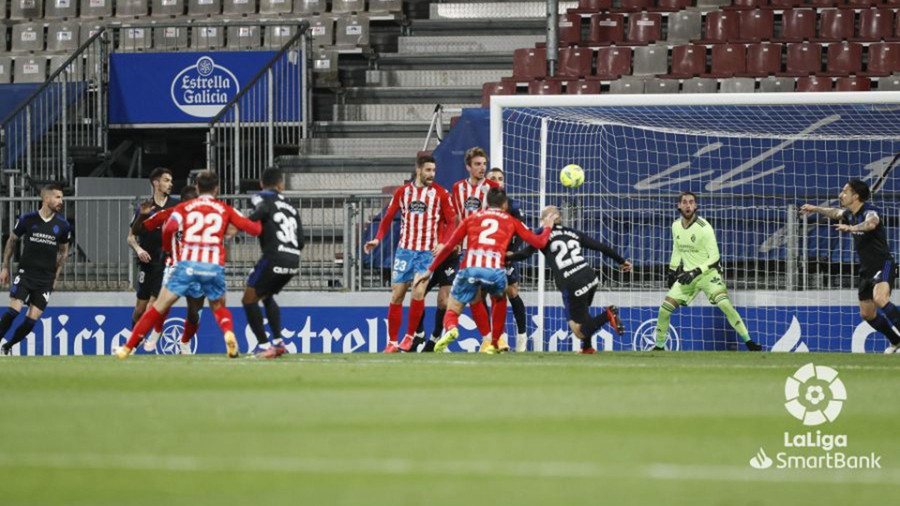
[
  {"left": 365, "top": 188, "right": 402, "bottom": 254},
  {"left": 127, "top": 205, "right": 152, "bottom": 263},
  {"left": 507, "top": 226, "right": 541, "bottom": 262},
  {"left": 54, "top": 241, "right": 69, "bottom": 290},
  {"left": 677, "top": 225, "right": 721, "bottom": 285},
  {"left": 162, "top": 214, "right": 181, "bottom": 249},
  {"left": 575, "top": 231, "right": 633, "bottom": 272},
  {"left": 227, "top": 207, "right": 262, "bottom": 236},
  {"left": 515, "top": 218, "right": 554, "bottom": 250},
  {"left": 436, "top": 191, "right": 458, "bottom": 252},
  {"left": 414, "top": 219, "right": 469, "bottom": 288},
  {"left": 296, "top": 213, "right": 306, "bottom": 251},
  {"left": 800, "top": 204, "right": 844, "bottom": 220},
  {"left": 666, "top": 224, "right": 682, "bottom": 288},
  {"left": 0, "top": 218, "right": 22, "bottom": 285},
  {"left": 834, "top": 209, "right": 879, "bottom": 233}
]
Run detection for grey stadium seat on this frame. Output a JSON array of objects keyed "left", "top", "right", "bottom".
[
  {"left": 192, "top": 26, "right": 225, "bottom": 48},
  {"left": 681, "top": 77, "right": 718, "bottom": 93},
  {"left": 227, "top": 26, "right": 261, "bottom": 49},
  {"left": 0, "top": 26, "right": 6, "bottom": 52},
  {"left": 334, "top": 15, "right": 369, "bottom": 47},
  {"left": 720, "top": 77, "right": 756, "bottom": 93},
  {"left": 116, "top": 0, "right": 148, "bottom": 16},
  {"left": 0, "top": 57, "right": 12, "bottom": 83},
  {"left": 14, "top": 56, "right": 47, "bottom": 83},
  {"left": 10, "top": 0, "right": 43, "bottom": 20},
  {"left": 308, "top": 16, "right": 334, "bottom": 47},
  {"left": 696, "top": 0, "right": 731, "bottom": 7},
  {"left": 667, "top": 10, "right": 701, "bottom": 43},
  {"left": 49, "top": 54, "right": 83, "bottom": 80},
  {"left": 632, "top": 45, "right": 668, "bottom": 76},
  {"left": 758, "top": 76, "right": 794, "bottom": 92},
  {"left": 47, "top": 22, "right": 80, "bottom": 52},
  {"left": 80, "top": 24, "right": 104, "bottom": 45},
  {"left": 293, "top": 0, "right": 324, "bottom": 15},
  {"left": 188, "top": 0, "right": 221, "bottom": 16},
  {"left": 609, "top": 77, "right": 645, "bottom": 94},
  {"left": 331, "top": 0, "right": 363, "bottom": 13},
  {"left": 12, "top": 23, "right": 44, "bottom": 53},
  {"left": 259, "top": 0, "right": 291, "bottom": 14},
  {"left": 154, "top": 26, "right": 188, "bottom": 50},
  {"left": 118, "top": 27, "right": 152, "bottom": 51},
  {"left": 45, "top": 0, "right": 77, "bottom": 18},
  {"left": 223, "top": 0, "right": 254, "bottom": 15},
  {"left": 80, "top": 0, "right": 113, "bottom": 18},
  {"left": 152, "top": 0, "right": 185, "bottom": 16},
  {"left": 368, "top": 0, "right": 401, "bottom": 13},
  {"left": 877, "top": 75, "right": 900, "bottom": 91},
  {"left": 644, "top": 78, "right": 679, "bottom": 94},
  {"left": 265, "top": 25, "right": 296, "bottom": 48}
]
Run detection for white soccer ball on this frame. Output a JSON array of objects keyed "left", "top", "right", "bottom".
[{"left": 560, "top": 164, "right": 585, "bottom": 188}]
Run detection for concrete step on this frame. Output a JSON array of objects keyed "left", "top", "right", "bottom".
[
  {"left": 410, "top": 18, "right": 546, "bottom": 35},
  {"left": 365, "top": 69, "right": 510, "bottom": 87},
  {"left": 397, "top": 34, "right": 544, "bottom": 54},
  {"left": 340, "top": 86, "right": 483, "bottom": 104},
  {"left": 301, "top": 137, "right": 437, "bottom": 156},
  {"left": 374, "top": 52, "right": 514, "bottom": 70},
  {"left": 333, "top": 103, "right": 479, "bottom": 122},
  {"left": 313, "top": 120, "right": 447, "bottom": 135},
  {"left": 430, "top": 1, "right": 577, "bottom": 19},
  {"left": 285, "top": 170, "right": 410, "bottom": 193}
]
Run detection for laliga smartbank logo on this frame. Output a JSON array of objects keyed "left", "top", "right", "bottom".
[
  {"left": 170, "top": 56, "right": 239, "bottom": 118},
  {"left": 749, "top": 363, "right": 881, "bottom": 470}
]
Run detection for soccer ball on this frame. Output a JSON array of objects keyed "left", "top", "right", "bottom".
[{"left": 560, "top": 164, "right": 585, "bottom": 188}]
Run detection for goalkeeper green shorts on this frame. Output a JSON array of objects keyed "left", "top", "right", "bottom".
[{"left": 666, "top": 268, "right": 728, "bottom": 306}]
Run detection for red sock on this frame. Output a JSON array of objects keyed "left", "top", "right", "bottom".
[
  {"left": 125, "top": 306, "right": 163, "bottom": 349},
  {"left": 490, "top": 297, "right": 507, "bottom": 347},
  {"left": 443, "top": 309, "right": 459, "bottom": 332},
  {"left": 470, "top": 301, "right": 491, "bottom": 337},
  {"left": 388, "top": 303, "right": 402, "bottom": 343},
  {"left": 213, "top": 307, "right": 234, "bottom": 334},
  {"left": 154, "top": 309, "right": 169, "bottom": 334},
  {"left": 181, "top": 319, "right": 199, "bottom": 344},
  {"left": 407, "top": 298, "right": 425, "bottom": 337}
]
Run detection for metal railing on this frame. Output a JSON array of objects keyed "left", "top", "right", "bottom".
[
  {"left": 0, "top": 29, "right": 108, "bottom": 195},
  {"left": 207, "top": 22, "right": 310, "bottom": 194}
]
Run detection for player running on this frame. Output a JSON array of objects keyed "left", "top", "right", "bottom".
[
  {"left": 0, "top": 184, "right": 71, "bottom": 355},
  {"left": 654, "top": 192, "right": 760, "bottom": 351},
  {"left": 507, "top": 206, "right": 632, "bottom": 354},
  {"left": 364, "top": 154, "right": 456, "bottom": 353},
  {"left": 115, "top": 171, "right": 262, "bottom": 359},
  {"left": 242, "top": 167, "right": 304, "bottom": 359},
  {"left": 414, "top": 188, "right": 558, "bottom": 354},
  {"left": 801, "top": 179, "right": 900, "bottom": 353}
]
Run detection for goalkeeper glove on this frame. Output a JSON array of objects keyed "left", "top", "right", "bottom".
[
  {"left": 677, "top": 267, "right": 702, "bottom": 286},
  {"left": 666, "top": 269, "right": 678, "bottom": 288}
]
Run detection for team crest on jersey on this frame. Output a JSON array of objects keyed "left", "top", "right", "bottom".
[
  {"left": 691, "top": 234, "right": 696, "bottom": 242},
  {"left": 409, "top": 201, "right": 427, "bottom": 214},
  {"left": 464, "top": 196, "right": 482, "bottom": 212}
]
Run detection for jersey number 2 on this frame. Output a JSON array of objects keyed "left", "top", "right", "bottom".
[
  {"left": 478, "top": 218, "right": 500, "bottom": 246},
  {"left": 550, "top": 239, "right": 584, "bottom": 269},
  {"left": 184, "top": 212, "right": 223, "bottom": 244}
]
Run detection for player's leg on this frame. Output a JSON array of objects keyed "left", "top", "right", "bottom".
[
  {"left": 861, "top": 278, "right": 900, "bottom": 352},
  {"left": 206, "top": 295, "right": 238, "bottom": 358},
  {"left": 507, "top": 281, "right": 528, "bottom": 352},
  {"left": 399, "top": 251, "right": 433, "bottom": 352},
  {"left": 700, "top": 271, "right": 759, "bottom": 351},
  {"left": 200, "top": 264, "right": 238, "bottom": 358},
  {"left": 263, "top": 295, "right": 287, "bottom": 356},
  {"left": 422, "top": 285, "right": 450, "bottom": 352},
  {"left": 242, "top": 259, "right": 269, "bottom": 353},
  {"left": 870, "top": 263, "right": 900, "bottom": 351},
  {"left": 117, "top": 286, "right": 180, "bottom": 358},
  {"left": 433, "top": 296, "right": 465, "bottom": 353},
  {"left": 385, "top": 249, "right": 417, "bottom": 352},
  {"left": 482, "top": 269, "right": 509, "bottom": 353},
  {"left": 179, "top": 296, "right": 203, "bottom": 355},
  {"left": 653, "top": 297, "right": 682, "bottom": 351},
  {"left": 132, "top": 264, "right": 152, "bottom": 325},
  {"left": 1, "top": 283, "right": 43, "bottom": 355},
  {"left": 469, "top": 290, "right": 494, "bottom": 352},
  {"left": 0, "top": 287, "right": 26, "bottom": 353},
  {"left": 565, "top": 286, "right": 597, "bottom": 353}
]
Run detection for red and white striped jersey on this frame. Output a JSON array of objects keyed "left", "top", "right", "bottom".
[
  {"left": 451, "top": 178, "right": 499, "bottom": 221},
  {"left": 431, "top": 208, "right": 552, "bottom": 271},
  {"left": 162, "top": 195, "right": 261, "bottom": 267},
  {"left": 142, "top": 206, "right": 180, "bottom": 266},
  {"left": 376, "top": 182, "right": 456, "bottom": 252}
]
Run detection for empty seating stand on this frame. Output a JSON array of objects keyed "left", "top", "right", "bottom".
[{"left": 81, "top": 0, "right": 113, "bottom": 18}]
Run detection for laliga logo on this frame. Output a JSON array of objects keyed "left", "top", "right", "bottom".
[
  {"left": 170, "top": 56, "right": 239, "bottom": 118},
  {"left": 784, "top": 363, "right": 846, "bottom": 426}
]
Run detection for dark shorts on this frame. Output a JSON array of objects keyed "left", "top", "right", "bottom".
[
  {"left": 506, "top": 264, "right": 520, "bottom": 285},
  {"left": 858, "top": 260, "right": 898, "bottom": 301},
  {"left": 427, "top": 252, "right": 459, "bottom": 293},
  {"left": 10, "top": 271, "right": 53, "bottom": 311},
  {"left": 560, "top": 276, "right": 600, "bottom": 323},
  {"left": 136, "top": 263, "right": 165, "bottom": 300},
  {"left": 247, "top": 258, "right": 297, "bottom": 297}
]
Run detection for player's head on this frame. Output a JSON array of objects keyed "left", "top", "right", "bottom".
[
  {"left": 487, "top": 167, "right": 504, "bottom": 189},
  {"left": 486, "top": 187, "right": 508, "bottom": 211},
  {"left": 180, "top": 185, "right": 199, "bottom": 201},
  {"left": 149, "top": 167, "right": 173, "bottom": 196},
  {"left": 261, "top": 167, "right": 285, "bottom": 192},
  {"left": 541, "top": 205, "right": 561, "bottom": 225},
  {"left": 415, "top": 154, "right": 436, "bottom": 186},
  {"left": 465, "top": 147, "right": 488, "bottom": 181},
  {"left": 40, "top": 183, "right": 64, "bottom": 213},
  {"left": 196, "top": 170, "right": 219, "bottom": 196},
  {"left": 678, "top": 191, "right": 697, "bottom": 220},
  {"left": 840, "top": 179, "right": 870, "bottom": 208}
]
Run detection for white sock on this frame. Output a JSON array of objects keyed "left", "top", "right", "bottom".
[{"left": 259, "top": 342, "right": 271, "bottom": 350}]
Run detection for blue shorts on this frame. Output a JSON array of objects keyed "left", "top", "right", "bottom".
[
  {"left": 392, "top": 248, "right": 433, "bottom": 284},
  {"left": 506, "top": 264, "right": 520, "bottom": 284},
  {"left": 450, "top": 267, "right": 508, "bottom": 304},
  {"left": 166, "top": 261, "right": 227, "bottom": 301}
]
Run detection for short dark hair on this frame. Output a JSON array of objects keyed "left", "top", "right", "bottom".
[
  {"left": 416, "top": 154, "right": 436, "bottom": 168},
  {"left": 149, "top": 167, "right": 172, "bottom": 183},
  {"left": 488, "top": 167, "right": 503, "bottom": 175},
  {"left": 486, "top": 187, "right": 508, "bottom": 208},
  {"left": 261, "top": 167, "right": 284, "bottom": 188},
  {"left": 180, "top": 185, "right": 199, "bottom": 201},
  {"left": 41, "top": 183, "right": 63, "bottom": 194},
  {"left": 196, "top": 170, "right": 219, "bottom": 194},
  {"left": 847, "top": 179, "right": 871, "bottom": 202},
  {"left": 679, "top": 191, "right": 697, "bottom": 203}
]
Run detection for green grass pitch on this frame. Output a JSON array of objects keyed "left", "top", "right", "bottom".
[{"left": 0, "top": 352, "right": 897, "bottom": 505}]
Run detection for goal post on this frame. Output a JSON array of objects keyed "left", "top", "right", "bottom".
[{"left": 490, "top": 92, "right": 900, "bottom": 353}]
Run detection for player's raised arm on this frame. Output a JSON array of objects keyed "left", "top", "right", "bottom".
[
  {"left": 365, "top": 187, "right": 403, "bottom": 254},
  {"left": 800, "top": 203, "right": 844, "bottom": 220},
  {"left": 575, "top": 230, "right": 628, "bottom": 265},
  {"left": 227, "top": 206, "right": 262, "bottom": 236},
  {"left": 507, "top": 240, "right": 539, "bottom": 263},
  {"left": 514, "top": 211, "right": 556, "bottom": 250}
]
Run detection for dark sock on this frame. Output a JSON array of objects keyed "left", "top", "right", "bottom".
[
  {"left": 244, "top": 303, "right": 267, "bottom": 344},
  {"left": 432, "top": 307, "right": 446, "bottom": 339},
  {"left": 263, "top": 297, "right": 282, "bottom": 342},
  {"left": 416, "top": 315, "right": 426, "bottom": 336},
  {"left": 6, "top": 317, "right": 37, "bottom": 349},
  {"left": 509, "top": 295, "right": 527, "bottom": 335},
  {"left": 581, "top": 337, "right": 592, "bottom": 350},
  {"left": 868, "top": 314, "right": 900, "bottom": 345},
  {"left": 0, "top": 307, "right": 20, "bottom": 340},
  {"left": 580, "top": 310, "right": 611, "bottom": 341},
  {"left": 882, "top": 302, "right": 900, "bottom": 330}
]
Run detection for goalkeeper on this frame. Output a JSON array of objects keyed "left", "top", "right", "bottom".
[{"left": 653, "top": 192, "right": 761, "bottom": 351}]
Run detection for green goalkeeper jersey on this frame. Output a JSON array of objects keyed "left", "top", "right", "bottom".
[{"left": 669, "top": 216, "right": 721, "bottom": 273}]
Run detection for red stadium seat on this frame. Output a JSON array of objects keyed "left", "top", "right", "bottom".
[
  {"left": 768, "top": 0, "right": 802, "bottom": 7},
  {"left": 782, "top": 42, "right": 822, "bottom": 76},
  {"left": 575, "top": 0, "right": 612, "bottom": 12},
  {"left": 481, "top": 82, "right": 515, "bottom": 107},
  {"left": 846, "top": 0, "right": 883, "bottom": 7},
  {"left": 620, "top": 0, "right": 652, "bottom": 10},
  {"left": 567, "top": 79, "right": 602, "bottom": 94},
  {"left": 558, "top": 47, "right": 594, "bottom": 78},
  {"left": 730, "top": 0, "right": 767, "bottom": 9},
  {"left": 796, "top": 75, "right": 833, "bottom": 92},
  {"left": 835, "top": 76, "right": 872, "bottom": 91},
  {"left": 698, "top": 10, "right": 741, "bottom": 44},
  {"left": 528, "top": 80, "right": 563, "bottom": 95},
  {"left": 805, "top": 0, "right": 840, "bottom": 6},
  {"left": 626, "top": 12, "right": 662, "bottom": 44},
  {"left": 656, "top": 0, "right": 692, "bottom": 10},
  {"left": 595, "top": 46, "right": 632, "bottom": 78},
  {"left": 856, "top": 8, "right": 894, "bottom": 42},
  {"left": 668, "top": 44, "right": 708, "bottom": 78},
  {"left": 742, "top": 42, "right": 783, "bottom": 76},
  {"left": 590, "top": 13, "right": 626, "bottom": 45},
  {"left": 888, "top": 0, "right": 900, "bottom": 5},
  {"left": 705, "top": 43, "right": 747, "bottom": 77},
  {"left": 826, "top": 41, "right": 863, "bottom": 76},
  {"left": 513, "top": 48, "right": 547, "bottom": 79},
  {"left": 559, "top": 13, "right": 583, "bottom": 45},
  {"left": 816, "top": 9, "right": 856, "bottom": 42},
  {"left": 861, "top": 42, "right": 900, "bottom": 76},
  {"left": 739, "top": 8, "right": 775, "bottom": 42},
  {"left": 778, "top": 9, "right": 816, "bottom": 42}
]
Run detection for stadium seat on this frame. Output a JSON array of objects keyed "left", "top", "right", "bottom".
[
  {"left": 777, "top": 9, "right": 816, "bottom": 42},
  {"left": 730, "top": 0, "right": 767, "bottom": 8},
  {"left": 758, "top": 76, "right": 795, "bottom": 92},
  {"left": 705, "top": 43, "right": 747, "bottom": 77},
  {"left": 719, "top": 77, "right": 756, "bottom": 93},
  {"left": 12, "top": 23, "right": 44, "bottom": 53},
  {"left": 335, "top": 16, "right": 370, "bottom": 47},
  {"left": 308, "top": 17, "right": 334, "bottom": 47},
  {"left": 10, "top": 0, "right": 43, "bottom": 20},
  {"left": 795, "top": 75, "right": 832, "bottom": 91},
  {"left": 590, "top": 13, "right": 626, "bottom": 45},
  {"left": 826, "top": 41, "right": 863, "bottom": 76},
  {"left": 151, "top": 0, "right": 185, "bottom": 17},
  {"left": 528, "top": 80, "right": 563, "bottom": 95},
  {"left": 856, "top": 8, "right": 894, "bottom": 42},
  {"left": 805, "top": 0, "right": 839, "bottom": 6},
  {"left": 567, "top": 79, "right": 601, "bottom": 94},
  {"left": 768, "top": 0, "right": 802, "bottom": 7},
  {"left": 45, "top": 0, "right": 76, "bottom": 19},
  {"left": 698, "top": 10, "right": 740, "bottom": 44},
  {"left": 368, "top": 0, "right": 402, "bottom": 13},
  {"left": 14, "top": 56, "right": 46, "bottom": 83},
  {"left": 187, "top": 0, "right": 220, "bottom": 16},
  {"left": 223, "top": 0, "right": 255, "bottom": 15},
  {"left": 656, "top": 0, "right": 691, "bottom": 9},
  {"left": 331, "top": 0, "right": 364, "bottom": 13},
  {"left": 575, "top": 0, "right": 611, "bottom": 11},
  {"left": 835, "top": 76, "right": 871, "bottom": 90},
  {"left": 696, "top": 0, "right": 731, "bottom": 7},
  {"left": 594, "top": 46, "right": 632, "bottom": 78},
  {"left": 782, "top": 42, "right": 822, "bottom": 76},
  {"left": 47, "top": 22, "right": 79, "bottom": 52},
  {"left": 0, "top": 57, "right": 11, "bottom": 84},
  {"left": 620, "top": 0, "right": 652, "bottom": 11},
  {"left": 816, "top": 9, "right": 855, "bottom": 42},
  {"left": 116, "top": 0, "right": 149, "bottom": 17},
  {"left": 154, "top": 26, "right": 189, "bottom": 50},
  {"left": 119, "top": 27, "right": 152, "bottom": 50},
  {"left": 481, "top": 82, "right": 515, "bottom": 107},
  {"left": 877, "top": 74, "right": 900, "bottom": 90},
  {"left": 742, "top": 42, "right": 783, "bottom": 77},
  {"left": 680, "top": 77, "right": 718, "bottom": 93},
  {"left": 846, "top": 0, "right": 882, "bottom": 6},
  {"left": 738, "top": 8, "right": 774, "bottom": 42},
  {"left": 668, "top": 44, "right": 707, "bottom": 78},
  {"left": 264, "top": 25, "right": 296, "bottom": 48},
  {"left": 0, "top": 27, "right": 6, "bottom": 52},
  {"left": 227, "top": 26, "right": 261, "bottom": 49},
  {"left": 192, "top": 26, "right": 224, "bottom": 48},
  {"left": 49, "top": 54, "right": 82, "bottom": 80},
  {"left": 81, "top": 0, "right": 113, "bottom": 18},
  {"left": 557, "top": 47, "right": 593, "bottom": 78},
  {"left": 513, "top": 47, "right": 547, "bottom": 79},
  {"left": 559, "top": 13, "right": 582, "bottom": 45},
  {"left": 861, "top": 42, "right": 899, "bottom": 76},
  {"left": 632, "top": 45, "right": 668, "bottom": 76},
  {"left": 80, "top": 23, "right": 103, "bottom": 45},
  {"left": 666, "top": 10, "right": 702, "bottom": 43},
  {"left": 644, "top": 77, "right": 678, "bottom": 93},
  {"left": 258, "top": 0, "right": 290, "bottom": 13},
  {"left": 609, "top": 77, "right": 645, "bottom": 94},
  {"left": 626, "top": 12, "right": 662, "bottom": 45},
  {"left": 312, "top": 48, "right": 338, "bottom": 79}
]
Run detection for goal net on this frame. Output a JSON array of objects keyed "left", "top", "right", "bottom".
[{"left": 491, "top": 93, "right": 900, "bottom": 353}]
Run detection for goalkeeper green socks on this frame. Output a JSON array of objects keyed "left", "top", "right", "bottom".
[
  {"left": 714, "top": 295, "right": 751, "bottom": 342},
  {"left": 654, "top": 301, "right": 676, "bottom": 347}
]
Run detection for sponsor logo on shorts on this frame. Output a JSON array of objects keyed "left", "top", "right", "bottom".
[{"left": 273, "top": 266, "right": 299, "bottom": 275}]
